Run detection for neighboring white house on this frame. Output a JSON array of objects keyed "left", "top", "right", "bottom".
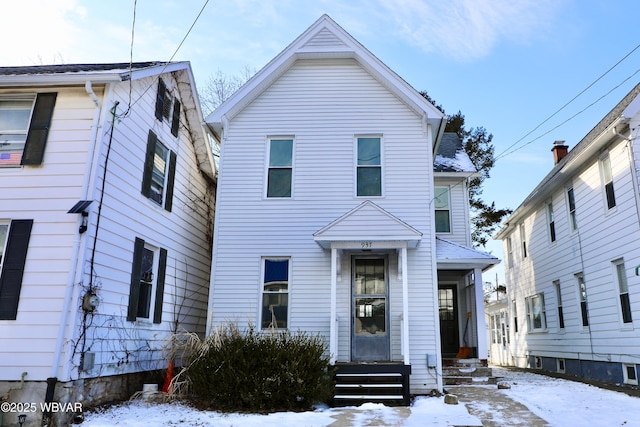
[
  {"left": 206, "top": 15, "right": 498, "bottom": 404},
  {"left": 0, "top": 62, "right": 216, "bottom": 426},
  {"left": 495, "top": 82, "right": 640, "bottom": 387}
]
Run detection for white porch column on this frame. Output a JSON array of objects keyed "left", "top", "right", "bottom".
[
  {"left": 329, "top": 247, "right": 338, "bottom": 364},
  {"left": 401, "top": 246, "right": 410, "bottom": 365},
  {"left": 474, "top": 267, "right": 488, "bottom": 360}
]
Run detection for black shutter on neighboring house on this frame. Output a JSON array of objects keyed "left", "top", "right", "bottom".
[
  {"left": 155, "top": 79, "right": 166, "bottom": 121},
  {"left": 171, "top": 100, "right": 181, "bottom": 137},
  {"left": 127, "top": 238, "right": 145, "bottom": 322},
  {"left": 153, "top": 248, "right": 167, "bottom": 324},
  {"left": 141, "top": 131, "right": 157, "bottom": 198},
  {"left": 21, "top": 93, "right": 57, "bottom": 166},
  {"left": 0, "top": 220, "right": 33, "bottom": 320},
  {"left": 164, "top": 151, "right": 177, "bottom": 212}
]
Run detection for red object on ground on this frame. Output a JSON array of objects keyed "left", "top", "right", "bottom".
[{"left": 162, "top": 360, "right": 174, "bottom": 393}]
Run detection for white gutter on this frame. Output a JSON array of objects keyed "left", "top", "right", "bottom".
[{"left": 50, "top": 81, "right": 107, "bottom": 380}]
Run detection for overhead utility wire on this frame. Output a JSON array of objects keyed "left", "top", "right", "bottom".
[
  {"left": 118, "top": 0, "right": 138, "bottom": 119},
  {"left": 116, "top": 0, "right": 210, "bottom": 117},
  {"left": 494, "top": 41, "right": 640, "bottom": 162}
]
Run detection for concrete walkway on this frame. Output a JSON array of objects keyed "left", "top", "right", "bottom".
[{"left": 448, "top": 385, "right": 551, "bottom": 427}]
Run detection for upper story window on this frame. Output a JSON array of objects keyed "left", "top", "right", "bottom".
[
  {"left": 127, "top": 237, "right": 167, "bottom": 323},
  {"left": 155, "top": 78, "right": 181, "bottom": 137},
  {"left": 261, "top": 258, "right": 289, "bottom": 329},
  {"left": 142, "top": 130, "right": 176, "bottom": 211},
  {"left": 434, "top": 187, "right": 451, "bottom": 232},
  {"left": 0, "top": 93, "right": 56, "bottom": 167},
  {"left": 356, "top": 136, "right": 381, "bottom": 197},
  {"left": 525, "top": 293, "right": 547, "bottom": 332},
  {"left": 506, "top": 236, "right": 513, "bottom": 268},
  {"left": 547, "top": 202, "right": 556, "bottom": 242},
  {"left": 601, "top": 154, "right": 616, "bottom": 209},
  {"left": 567, "top": 187, "right": 578, "bottom": 231},
  {"left": 266, "top": 138, "right": 293, "bottom": 198},
  {"left": 613, "top": 259, "right": 632, "bottom": 324},
  {"left": 520, "top": 223, "right": 527, "bottom": 258}
]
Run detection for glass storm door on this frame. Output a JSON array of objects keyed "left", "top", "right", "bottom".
[{"left": 352, "top": 257, "right": 390, "bottom": 361}]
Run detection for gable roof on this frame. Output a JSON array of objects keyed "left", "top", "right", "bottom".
[
  {"left": 206, "top": 14, "right": 446, "bottom": 146},
  {"left": 314, "top": 200, "right": 423, "bottom": 248},
  {"left": 434, "top": 132, "right": 477, "bottom": 174},
  {"left": 0, "top": 61, "right": 216, "bottom": 181},
  {"left": 495, "top": 82, "right": 640, "bottom": 240}
]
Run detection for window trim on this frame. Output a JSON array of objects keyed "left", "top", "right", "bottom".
[
  {"left": 554, "top": 280, "right": 565, "bottom": 330},
  {"left": 613, "top": 258, "right": 633, "bottom": 325},
  {"left": 260, "top": 257, "right": 290, "bottom": 330},
  {"left": 519, "top": 223, "right": 527, "bottom": 258},
  {"left": 127, "top": 238, "right": 166, "bottom": 324},
  {"left": 434, "top": 186, "right": 451, "bottom": 233},
  {"left": 506, "top": 236, "right": 514, "bottom": 269},
  {"left": 141, "top": 130, "right": 176, "bottom": 211},
  {"left": 265, "top": 137, "right": 294, "bottom": 199},
  {"left": 600, "top": 153, "right": 617, "bottom": 210},
  {"left": 576, "top": 272, "right": 589, "bottom": 327},
  {"left": 623, "top": 364, "right": 638, "bottom": 385},
  {"left": 0, "top": 219, "right": 33, "bottom": 320},
  {"left": 547, "top": 202, "right": 556, "bottom": 243},
  {"left": 525, "top": 293, "right": 547, "bottom": 332},
  {"left": 355, "top": 135, "right": 383, "bottom": 198},
  {"left": 512, "top": 299, "right": 518, "bottom": 333},
  {"left": 0, "top": 93, "right": 57, "bottom": 167},
  {"left": 567, "top": 187, "right": 578, "bottom": 231}
]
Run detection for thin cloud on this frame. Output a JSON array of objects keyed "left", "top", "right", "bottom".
[{"left": 376, "top": 0, "right": 562, "bottom": 61}]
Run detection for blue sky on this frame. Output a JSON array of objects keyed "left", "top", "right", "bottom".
[{"left": 3, "top": 0, "right": 640, "bottom": 286}]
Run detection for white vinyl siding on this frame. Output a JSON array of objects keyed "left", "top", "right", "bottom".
[{"left": 210, "top": 58, "right": 439, "bottom": 393}]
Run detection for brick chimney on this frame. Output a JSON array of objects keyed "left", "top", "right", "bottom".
[{"left": 551, "top": 140, "right": 568, "bottom": 164}]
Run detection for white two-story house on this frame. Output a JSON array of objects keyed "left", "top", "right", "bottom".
[
  {"left": 0, "top": 62, "right": 216, "bottom": 426},
  {"left": 206, "top": 15, "right": 498, "bottom": 405},
  {"left": 495, "top": 82, "right": 640, "bottom": 387}
]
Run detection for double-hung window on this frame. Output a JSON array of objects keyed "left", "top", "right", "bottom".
[
  {"left": 547, "top": 202, "right": 556, "bottom": 242},
  {"left": 512, "top": 300, "right": 518, "bottom": 333},
  {"left": 434, "top": 187, "right": 450, "bottom": 232},
  {"left": 155, "top": 78, "right": 181, "bottom": 137},
  {"left": 142, "top": 130, "right": 176, "bottom": 211},
  {"left": 613, "top": 259, "right": 633, "bottom": 324},
  {"left": 261, "top": 258, "right": 289, "bottom": 329},
  {"left": 127, "top": 237, "right": 167, "bottom": 323},
  {"left": 576, "top": 273, "right": 589, "bottom": 327},
  {"left": 567, "top": 187, "right": 578, "bottom": 231},
  {"left": 356, "top": 136, "right": 381, "bottom": 197},
  {"left": 554, "top": 280, "right": 565, "bottom": 329},
  {"left": 0, "top": 93, "right": 56, "bottom": 167},
  {"left": 601, "top": 154, "right": 616, "bottom": 209},
  {"left": 525, "top": 293, "right": 547, "bottom": 331},
  {"left": 506, "top": 237, "right": 513, "bottom": 268},
  {"left": 520, "top": 223, "right": 527, "bottom": 258},
  {"left": 266, "top": 138, "right": 293, "bottom": 198},
  {"left": 0, "top": 220, "right": 33, "bottom": 320}
]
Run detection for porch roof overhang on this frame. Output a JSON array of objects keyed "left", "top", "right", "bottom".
[
  {"left": 436, "top": 237, "right": 500, "bottom": 271},
  {"left": 313, "top": 201, "right": 423, "bottom": 249}
]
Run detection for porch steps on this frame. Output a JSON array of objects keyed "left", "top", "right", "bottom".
[
  {"left": 333, "top": 364, "right": 411, "bottom": 406},
  {"left": 443, "top": 358, "right": 497, "bottom": 386}
]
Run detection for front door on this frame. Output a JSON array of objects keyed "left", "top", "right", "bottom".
[
  {"left": 439, "top": 285, "right": 459, "bottom": 357},
  {"left": 352, "top": 256, "right": 390, "bottom": 361}
]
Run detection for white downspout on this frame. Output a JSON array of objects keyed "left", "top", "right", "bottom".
[{"left": 50, "top": 81, "right": 106, "bottom": 379}]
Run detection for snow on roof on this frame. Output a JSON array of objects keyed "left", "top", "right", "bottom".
[
  {"left": 433, "top": 133, "right": 476, "bottom": 173},
  {"left": 436, "top": 237, "right": 499, "bottom": 267}
]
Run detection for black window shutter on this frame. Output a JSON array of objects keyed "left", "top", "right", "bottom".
[
  {"left": 0, "top": 220, "right": 33, "bottom": 320},
  {"left": 155, "top": 79, "right": 166, "bottom": 121},
  {"left": 171, "top": 100, "right": 181, "bottom": 137},
  {"left": 164, "top": 151, "right": 177, "bottom": 212},
  {"left": 141, "top": 130, "right": 157, "bottom": 198},
  {"left": 127, "top": 238, "right": 145, "bottom": 322},
  {"left": 153, "top": 248, "right": 167, "bottom": 324},
  {"left": 21, "top": 93, "right": 57, "bottom": 166}
]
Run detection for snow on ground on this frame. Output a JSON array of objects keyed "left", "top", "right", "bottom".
[{"left": 81, "top": 367, "right": 640, "bottom": 427}]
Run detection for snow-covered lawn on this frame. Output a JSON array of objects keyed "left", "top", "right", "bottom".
[{"left": 81, "top": 367, "right": 640, "bottom": 426}]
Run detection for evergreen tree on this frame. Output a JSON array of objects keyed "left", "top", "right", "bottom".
[{"left": 422, "top": 93, "right": 512, "bottom": 247}]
